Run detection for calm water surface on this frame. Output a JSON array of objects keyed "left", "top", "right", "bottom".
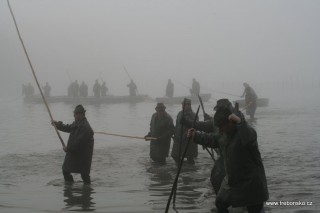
[{"left": 0, "top": 96, "right": 319, "bottom": 213}]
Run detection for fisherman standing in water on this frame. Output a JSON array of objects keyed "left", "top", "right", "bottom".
[
  {"left": 145, "top": 103, "right": 174, "bottom": 165},
  {"left": 187, "top": 105, "right": 268, "bottom": 212},
  {"left": 52, "top": 105, "right": 94, "bottom": 184},
  {"left": 171, "top": 99, "right": 198, "bottom": 165},
  {"left": 241, "top": 82, "right": 257, "bottom": 119}
]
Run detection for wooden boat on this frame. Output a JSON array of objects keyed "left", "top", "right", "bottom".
[
  {"left": 233, "top": 98, "right": 269, "bottom": 108},
  {"left": 155, "top": 93, "right": 211, "bottom": 104},
  {"left": 24, "top": 96, "right": 68, "bottom": 103},
  {"left": 24, "top": 95, "right": 150, "bottom": 104}
]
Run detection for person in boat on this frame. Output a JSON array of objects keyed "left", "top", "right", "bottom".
[
  {"left": 67, "top": 82, "right": 73, "bottom": 97},
  {"left": 190, "top": 78, "right": 200, "bottom": 96},
  {"left": 127, "top": 79, "right": 138, "bottom": 96},
  {"left": 171, "top": 99, "right": 198, "bottom": 165},
  {"left": 79, "top": 81, "right": 88, "bottom": 97},
  {"left": 145, "top": 103, "right": 174, "bottom": 165},
  {"left": 22, "top": 83, "right": 35, "bottom": 98},
  {"left": 241, "top": 82, "right": 257, "bottom": 119},
  {"left": 165, "top": 79, "right": 174, "bottom": 98},
  {"left": 51, "top": 105, "right": 94, "bottom": 184},
  {"left": 42, "top": 82, "right": 51, "bottom": 97},
  {"left": 187, "top": 106, "right": 269, "bottom": 213},
  {"left": 93, "top": 80, "right": 101, "bottom": 98},
  {"left": 73, "top": 80, "right": 80, "bottom": 97},
  {"left": 101, "top": 82, "right": 108, "bottom": 96}
]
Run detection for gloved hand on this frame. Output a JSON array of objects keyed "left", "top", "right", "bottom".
[{"left": 144, "top": 133, "right": 151, "bottom": 141}]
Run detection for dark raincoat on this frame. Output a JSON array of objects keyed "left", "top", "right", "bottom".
[
  {"left": 171, "top": 110, "right": 198, "bottom": 159},
  {"left": 192, "top": 118, "right": 225, "bottom": 194},
  {"left": 244, "top": 86, "right": 257, "bottom": 117},
  {"left": 56, "top": 118, "right": 94, "bottom": 175},
  {"left": 194, "top": 121, "right": 269, "bottom": 207},
  {"left": 147, "top": 112, "right": 174, "bottom": 159}
]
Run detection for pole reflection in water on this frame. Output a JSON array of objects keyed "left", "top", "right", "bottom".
[
  {"left": 146, "top": 161, "right": 210, "bottom": 212},
  {"left": 63, "top": 183, "right": 96, "bottom": 212}
]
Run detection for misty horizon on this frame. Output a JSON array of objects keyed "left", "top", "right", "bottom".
[{"left": 1, "top": 0, "right": 320, "bottom": 103}]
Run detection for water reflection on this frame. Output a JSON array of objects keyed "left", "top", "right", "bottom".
[
  {"left": 63, "top": 183, "right": 96, "bottom": 212},
  {"left": 146, "top": 162, "right": 207, "bottom": 212}
]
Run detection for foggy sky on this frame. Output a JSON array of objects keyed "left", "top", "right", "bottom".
[{"left": 1, "top": 0, "right": 320, "bottom": 99}]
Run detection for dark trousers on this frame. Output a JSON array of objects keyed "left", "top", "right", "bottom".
[
  {"left": 216, "top": 178, "right": 264, "bottom": 213},
  {"left": 63, "top": 170, "right": 91, "bottom": 184},
  {"left": 151, "top": 157, "right": 166, "bottom": 165}
]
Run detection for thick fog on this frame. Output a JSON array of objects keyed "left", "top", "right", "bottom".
[{"left": 1, "top": 0, "right": 320, "bottom": 104}]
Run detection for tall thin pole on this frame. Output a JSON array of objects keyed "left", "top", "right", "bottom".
[
  {"left": 7, "top": 0, "right": 65, "bottom": 149},
  {"left": 165, "top": 105, "right": 200, "bottom": 212}
]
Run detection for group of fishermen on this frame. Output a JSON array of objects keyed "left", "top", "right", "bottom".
[
  {"left": 22, "top": 82, "right": 51, "bottom": 97},
  {"left": 165, "top": 78, "right": 201, "bottom": 98},
  {"left": 52, "top": 85, "right": 267, "bottom": 212},
  {"left": 23, "top": 79, "right": 140, "bottom": 98},
  {"left": 67, "top": 80, "right": 109, "bottom": 98}
]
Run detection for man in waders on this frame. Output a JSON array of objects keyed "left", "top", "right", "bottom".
[
  {"left": 187, "top": 106, "right": 269, "bottom": 213},
  {"left": 171, "top": 99, "right": 198, "bottom": 165},
  {"left": 145, "top": 103, "right": 174, "bottom": 165},
  {"left": 52, "top": 105, "right": 94, "bottom": 184}
]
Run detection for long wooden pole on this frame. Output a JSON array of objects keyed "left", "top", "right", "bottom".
[
  {"left": 165, "top": 105, "right": 200, "bottom": 213},
  {"left": 95, "top": 131, "right": 157, "bottom": 140},
  {"left": 7, "top": 0, "right": 66, "bottom": 149}
]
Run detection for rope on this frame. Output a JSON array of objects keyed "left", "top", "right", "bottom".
[{"left": 95, "top": 131, "right": 157, "bottom": 140}]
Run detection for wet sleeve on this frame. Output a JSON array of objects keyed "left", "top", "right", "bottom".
[
  {"left": 194, "top": 120, "right": 215, "bottom": 132},
  {"left": 55, "top": 121, "right": 73, "bottom": 133},
  {"left": 193, "top": 131, "right": 220, "bottom": 148}
]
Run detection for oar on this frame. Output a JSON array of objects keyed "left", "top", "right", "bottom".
[
  {"left": 165, "top": 105, "right": 200, "bottom": 213},
  {"left": 241, "top": 101, "right": 253, "bottom": 111},
  {"left": 7, "top": 0, "right": 66, "bottom": 149},
  {"left": 95, "top": 131, "right": 157, "bottom": 140},
  {"left": 66, "top": 70, "right": 72, "bottom": 83}
]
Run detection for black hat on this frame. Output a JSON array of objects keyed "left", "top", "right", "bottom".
[
  {"left": 214, "top": 99, "right": 232, "bottom": 111},
  {"left": 74, "top": 104, "right": 86, "bottom": 113},
  {"left": 155, "top": 103, "right": 166, "bottom": 110},
  {"left": 214, "top": 106, "right": 232, "bottom": 128}
]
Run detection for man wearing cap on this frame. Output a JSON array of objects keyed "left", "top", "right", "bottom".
[
  {"left": 145, "top": 103, "right": 174, "bottom": 165},
  {"left": 187, "top": 107, "right": 269, "bottom": 213},
  {"left": 171, "top": 99, "right": 198, "bottom": 165},
  {"left": 52, "top": 105, "right": 94, "bottom": 184}
]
